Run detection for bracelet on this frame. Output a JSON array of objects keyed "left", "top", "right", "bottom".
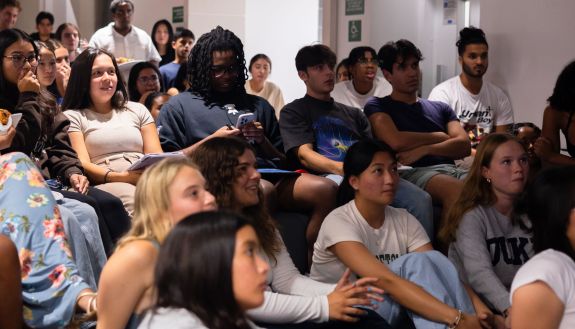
[
  {"left": 103, "top": 169, "right": 112, "bottom": 183},
  {"left": 87, "top": 294, "right": 98, "bottom": 313},
  {"left": 448, "top": 309, "right": 463, "bottom": 329},
  {"left": 76, "top": 291, "right": 97, "bottom": 308}
]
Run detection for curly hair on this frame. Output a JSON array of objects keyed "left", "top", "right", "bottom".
[
  {"left": 187, "top": 26, "right": 248, "bottom": 103},
  {"left": 456, "top": 26, "right": 488, "bottom": 56},
  {"left": 190, "top": 137, "right": 280, "bottom": 262},
  {"left": 547, "top": 60, "right": 575, "bottom": 113}
]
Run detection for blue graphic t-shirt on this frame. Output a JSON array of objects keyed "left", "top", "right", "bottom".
[{"left": 279, "top": 95, "right": 372, "bottom": 171}]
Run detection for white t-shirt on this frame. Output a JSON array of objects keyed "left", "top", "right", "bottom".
[
  {"left": 138, "top": 307, "right": 262, "bottom": 329},
  {"left": 65, "top": 101, "right": 155, "bottom": 163},
  {"left": 310, "top": 200, "right": 430, "bottom": 283},
  {"left": 89, "top": 23, "right": 161, "bottom": 62},
  {"left": 428, "top": 76, "right": 513, "bottom": 144},
  {"left": 511, "top": 249, "right": 575, "bottom": 329},
  {"left": 331, "top": 76, "right": 392, "bottom": 110},
  {"left": 245, "top": 80, "right": 285, "bottom": 120}
]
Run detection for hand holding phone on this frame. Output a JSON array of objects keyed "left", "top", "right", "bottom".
[{"left": 236, "top": 113, "right": 255, "bottom": 128}]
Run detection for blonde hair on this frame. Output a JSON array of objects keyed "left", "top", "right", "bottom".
[
  {"left": 116, "top": 156, "right": 201, "bottom": 248},
  {"left": 439, "top": 133, "right": 526, "bottom": 244}
]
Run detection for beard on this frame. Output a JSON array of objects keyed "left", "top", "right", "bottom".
[{"left": 462, "top": 61, "right": 487, "bottom": 78}]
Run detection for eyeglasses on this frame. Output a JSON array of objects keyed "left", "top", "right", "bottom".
[
  {"left": 211, "top": 64, "right": 238, "bottom": 78},
  {"left": 3, "top": 54, "right": 38, "bottom": 69},
  {"left": 137, "top": 75, "right": 159, "bottom": 84},
  {"left": 357, "top": 58, "right": 378, "bottom": 66}
]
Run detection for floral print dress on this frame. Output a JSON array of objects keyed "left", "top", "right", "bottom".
[{"left": 0, "top": 152, "right": 90, "bottom": 328}]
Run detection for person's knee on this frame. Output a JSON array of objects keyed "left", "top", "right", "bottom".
[{"left": 303, "top": 175, "right": 338, "bottom": 203}]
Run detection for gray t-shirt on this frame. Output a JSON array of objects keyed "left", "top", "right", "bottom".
[
  {"left": 448, "top": 205, "right": 533, "bottom": 312},
  {"left": 138, "top": 307, "right": 262, "bottom": 329}
]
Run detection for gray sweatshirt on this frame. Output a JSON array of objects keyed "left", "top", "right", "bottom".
[{"left": 448, "top": 205, "right": 533, "bottom": 312}]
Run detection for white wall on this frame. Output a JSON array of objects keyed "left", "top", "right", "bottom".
[
  {"left": 244, "top": 0, "right": 320, "bottom": 103},
  {"left": 132, "top": 0, "right": 187, "bottom": 35},
  {"left": 481, "top": 0, "right": 575, "bottom": 126}
]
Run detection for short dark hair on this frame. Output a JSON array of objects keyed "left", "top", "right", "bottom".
[
  {"left": 456, "top": 26, "right": 488, "bottom": 56},
  {"left": 547, "top": 60, "right": 575, "bottom": 113},
  {"left": 525, "top": 166, "right": 575, "bottom": 262},
  {"left": 35, "top": 11, "right": 54, "bottom": 25},
  {"left": 0, "top": 0, "right": 20, "bottom": 11},
  {"left": 348, "top": 46, "right": 376, "bottom": 66},
  {"left": 338, "top": 139, "right": 396, "bottom": 206},
  {"left": 153, "top": 211, "right": 253, "bottom": 329},
  {"left": 249, "top": 53, "right": 271, "bottom": 72},
  {"left": 377, "top": 39, "right": 423, "bottom": 73},
  {"left": 127, "top": 61, "right": 164, "bottom": 102},
  {"left": 187, "top": 26, "right": 247, "bottom": 101},
  {"left": 295, "top": 44, "right": 336, "bottom": 72},
  {"left": 61, "top": 47, "right": 128, "bottom": 111},
  {"left": 174, "top": 28, "right": 195, "bottom": 42},
  {"left": 109, "top": 0, "right": 133, "bottom": 13}
]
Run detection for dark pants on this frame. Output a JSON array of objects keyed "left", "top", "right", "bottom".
[{"left": 257, "top": 309, "right": 392, "bottom": 329}]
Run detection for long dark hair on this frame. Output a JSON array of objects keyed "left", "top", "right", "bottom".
[
  {"left": 0, "top": 29, "right": 39, "bottom": 108},
  {"left": 153, "top": 211, "right": 253, "bottom": 329},
  {"left": 61, "top": 47, "right": 127, "bottom": 111},
  {"left": 547, "top": 60, "right": 575, "bottom": 113},
  {"left": 525, "top": 166, "right": 575, "bottom": 261},
  {"left": 151, "top": 19, "right": 174, "bottom": 62},
  {"left": 190, "top": 137, "right": 280, "bottom": 262},
  {"left": 187, "top": 26, "right": 248, "bottom": 103},
  {"left": 338, "top": 139, "right": 397, "bottom": 206},
  {"left": 127, "top": 61, "right": 164, "bottom": 102}
]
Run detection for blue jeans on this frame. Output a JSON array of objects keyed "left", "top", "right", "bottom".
[{"left": 376, "top": 251, "right": 474, "bottom": 328}]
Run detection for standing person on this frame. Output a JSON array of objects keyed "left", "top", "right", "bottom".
[
  {"left": 63, "top": 48, "right": 163, "bottom": 216},
  {"left": 440, "top": 133, "right": 533, "bottom": 321},
  {"left": 510, "top": 166, "right": 575, "bottom": 329},
  {"left": 159, "top": 28, "right": 194, "bottom": 89},
  {"left": 158, "top": 26, "right": 339, "bottom": 262},
  {"left": 30, "top": 11, "right": 55, "bottom": 42},
  {"left": 55, "top": 22, "right": 84, "bottom": 63},
  {"left": 245, "top": 53, "right": 285, "bottom": 119},
  {"left": 138, "top": 211, "right": 269, "bottom": 329},
  {"left": 0, "top": 0, "right": 19, "bottom": 31},
  {"left": 366, "top": 39, "right": 471, "bottom": 232},
  {"left": 279, "top": 44, "right": 434, "bottom": 240},
  {"left": 96, "top": 157, "right": 216, "bottom": 329},
  {"left": 89, "top": 0, "right": 161, "bottom": 64},
  {"left": 331, "top": 46, "right": 392, "bottom": 110},
  {"left": 429, "top": 27, "right": 514, "bottom": 149},
  {"left": 151, "top": 19, "right": 175, "bottom": 67},
  {"left": 533, "top": 60, "right": 575, "bottom": 166},
  {"left": 191, "top": 137, "right": 390, "bottom": 328},
  {"left": 311, "top": 139, "right": 496, "bottom": 329}
]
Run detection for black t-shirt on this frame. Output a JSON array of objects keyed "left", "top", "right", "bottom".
[{"left": 279, "top": 94, "right": 372, "bottom": 169}]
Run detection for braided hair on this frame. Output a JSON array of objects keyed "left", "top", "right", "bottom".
[{"left": 187, "top": 26, "right": 248, "bottom": 103}]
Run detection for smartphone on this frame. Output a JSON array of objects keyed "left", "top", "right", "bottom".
[{"left": 236, "top": 113, "right": 255, "bottom": 128}]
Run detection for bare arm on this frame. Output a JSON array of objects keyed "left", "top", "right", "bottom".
[
  {"left": 141, "top": 123, "right": 163, "bottom": 154},
  {"left": 0, "top": 236, "right": 22, "bottom": 329},
  {"left": 535, "top": 106, "right": 575, "bottom": 165},
  {"left": 511, "top": 281, "right": 564, "bottom": 329},
  {"left": 96, "top": 241, "right": 158, "bottom": 329},
  {"left": 181, "top": 126, "right": 242, "bottom": 156},
  {"left": 297, "top": 143, "right": 343, "bottom": 175},
  {"left": 330, "top": 241, "right": 480, "bottom": 327},
  {"left": 368, "top": 112, "right": 450, "bottom": 151}
]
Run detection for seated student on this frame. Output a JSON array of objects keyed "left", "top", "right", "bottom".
[
  {"left": 166, "top": 62, "right": 189, "bottom": 95},
  {"left": 142, "top": 91, "right": 171, "bottom": 121},
  {"left": 0, "top": 235, "right": 22, "bottom": 329},
  {"left": 336, "top": 58, "right": 351, "bottom": 82},
  {"left": 510, "top": 166, "right": 575, "bottom": 329},
  {"left": 331, "top": 46, "right": 392, "bottom": 110},
  {"left": 245, "top": 53, "right": 285, "bottom": 119},
  {"left": 159, "top": 28, "right": 194, "bottom": 89},
  {"left": 96, "top": 157, "right": 216, "bottom": 329},
  {"left": 158, "top": 26, "right": 338, "bottom": 262},
  {"left": 365, "top": 39, "right": 471, "bottom": 231},
  {"left": 63, "top": 48, "right": 163, "bottom": 216},
  {"left": 55, "top": 22, "right": 84, "bottom": 63},
  {"left": 0, "top": 152, "right": 95, "bottom": 328},
  {"left": 279, "top": 44, "right": 434, "bottom": 240},
  {"left": 440, "top": 133, "right": 533, "bottom": 320},
  {"left": 512, "top": 122, "right": 541, "bottom": 182},
  {"left": 30, "top": 11, "right": 55, "bottom": 42},
  {"left": 534, "top": 60, "right": 575, "bottom": 166},
  {"left": 138, "top": 211, "right": 269, "bottom": 328},
  {"left": 311, "top": 139, "right": 496, "bottom": 329},
  {"left": 191, "top": 137, "right": 390, "bottom": 328},
  {"left": 128, "top": 61, "right": 164, "bottom": 103}
]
